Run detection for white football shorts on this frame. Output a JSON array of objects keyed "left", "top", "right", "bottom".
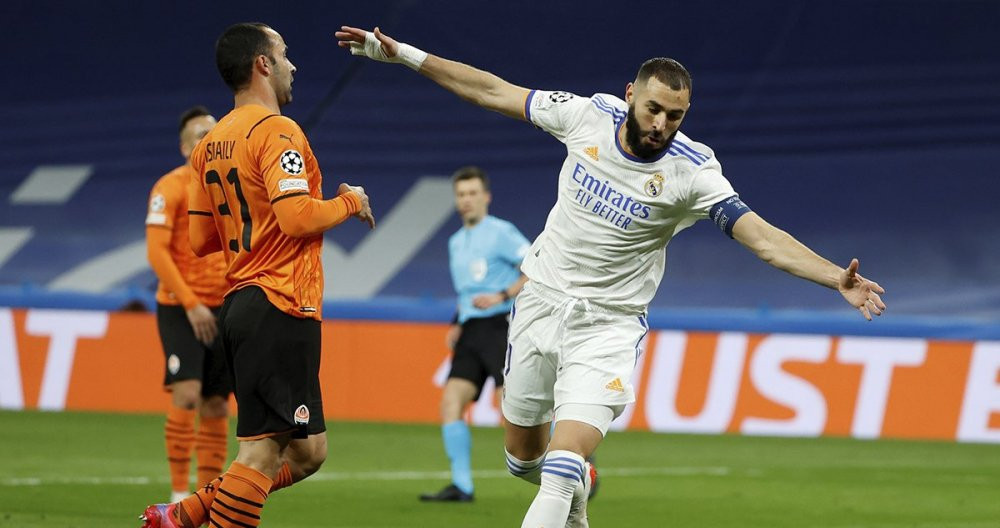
[{"left": 501, "top": 282, "right": 649, "bottom": 432}]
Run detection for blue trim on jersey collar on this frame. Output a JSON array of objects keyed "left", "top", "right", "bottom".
[{"left": 614, "top": 119, "right": 671, "bottom": 163}]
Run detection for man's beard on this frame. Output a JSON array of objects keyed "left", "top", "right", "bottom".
[
  {"left": 278, "top": 83, "right": 293, "bottom": 106},
  {"left": 625, "top": 106, "right": 675, "bottom": 159}
]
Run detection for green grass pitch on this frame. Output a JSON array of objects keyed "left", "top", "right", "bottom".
[{"left": 1, "top": 410, "right": 998, "bottom": 527}]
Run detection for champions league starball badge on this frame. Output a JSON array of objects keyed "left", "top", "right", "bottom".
[
  {"left": 548, "top": 91, "right": 574, "bottom": 104},
  {"left": 280, "top": 150, "right": 304, "bottom": 175},
  {"left": 150, "top": 194, "right": 166, "bottom": 213},
  {"left": 644, "top": 173, "right": 664, "bottom": 197}
]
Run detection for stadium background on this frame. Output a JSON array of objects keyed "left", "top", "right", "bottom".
[
  {"left": 3, "top": 0, "right": 998, "bottom": 317},
  {"left": 2, "top": 0, "right": 999, "bottom": 429},
  {"left": 2, "top": 1, "right": 1000, "bottom": 526}
]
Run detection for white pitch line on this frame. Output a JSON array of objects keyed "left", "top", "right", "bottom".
[
  {"left": 2, "top": 476, "right": 155, "bottom": 486},
  {"left": 307, "top": 466, "right": 732, "bottom": 482},
  {"left": 0, "top": 466, "right": 733, "bottom": 487}
]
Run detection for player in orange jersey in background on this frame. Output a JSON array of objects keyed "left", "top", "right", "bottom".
[
  {"left": 140, "top": 22, "right": 374, "bottom": 528},
  {"left": 145, "top": 106, "right": 231, "bottom": 503}
]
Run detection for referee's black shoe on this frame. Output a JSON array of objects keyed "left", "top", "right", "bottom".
[{"left": 419, "top": 484, "right": 474, "bottom": 502}]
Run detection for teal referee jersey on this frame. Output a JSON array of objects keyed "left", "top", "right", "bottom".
[{"left": 448, "top": 215, "right": 530, "bottom": 323}]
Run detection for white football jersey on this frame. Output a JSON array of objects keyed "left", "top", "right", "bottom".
[{"left": 520, "top": 90, "right": 738, "bottom": 313}]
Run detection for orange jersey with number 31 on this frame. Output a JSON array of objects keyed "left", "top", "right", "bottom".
[{"left": 188, "top": 104, "right": 326, "bottom": 319}]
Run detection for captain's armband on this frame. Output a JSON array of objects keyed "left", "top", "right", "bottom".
[{"left": 709, "top": 195, "right": 751, "bottom": 239}]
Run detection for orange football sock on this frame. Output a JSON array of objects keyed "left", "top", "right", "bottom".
[
  {"left": 270, "top": 462, "right": 293, "bottom": 492},
  {"left": 177, "top": 462, "right": 291, "bottom": 527},
  {"left": 177, "top": 476, "right": 221, "bottom": 527},
  {"left": 195, "top": 416, "right": 228, "bottom": 488},
  {"left": 209, "top": 462, "right": 271, "bottom": 528},
  {"left": 165, "top": 406, "right": 197, "bottom": 493}
]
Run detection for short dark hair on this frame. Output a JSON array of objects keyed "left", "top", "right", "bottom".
[
  {"left": 178, "top": 105, "right": 211, "bottom": 134},
  {"left": 451, "top": 166, "right": 490, "bottom": 192},
  {"left": 215, "top": 22, "right": 274, "bottom": 92},
  {"left": 636, "top": 57, "right": 692, "bottom": 93}
]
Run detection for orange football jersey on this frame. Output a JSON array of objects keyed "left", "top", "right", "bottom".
[
  {"left": 188, "top": 104, "right": 329, "bottom": 319},
  {"left": 146, "top": 165, "right": 228, "bottom": 307}
]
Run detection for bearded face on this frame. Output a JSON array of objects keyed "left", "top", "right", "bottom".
[
  {"left": 624, "top": 104, "right": 677, "bottom": 159},
  {"left": 622, "top": 77, "right": 690, "bottom": 160}
]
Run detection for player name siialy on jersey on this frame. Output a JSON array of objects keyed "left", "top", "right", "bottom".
[
  {"left": 205, "top": 140, "right": 236, "bottom": 162},
  {"left": 570, "top": 162, "right": 651, "bottom": 231}
]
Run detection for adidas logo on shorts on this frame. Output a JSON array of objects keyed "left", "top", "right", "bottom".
[{"left": 605, "top": 378, "right": 624, "bottom": 392}]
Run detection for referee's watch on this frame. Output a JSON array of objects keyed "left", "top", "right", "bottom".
[{"left": 499, "top": 290, "right": 510, "bottom": 301}]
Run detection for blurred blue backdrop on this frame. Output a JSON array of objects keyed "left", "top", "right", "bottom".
[{"left": 1, "top": 0, "right": 997, "bottom": 321}]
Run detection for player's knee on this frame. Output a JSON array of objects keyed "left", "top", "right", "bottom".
[
  {"left": 235, "top": 440, "right": 284, "bottom": 475},
  {"left": 171, "top": 385, "right": 200, "bottom": 410},
  {"left": 175, "top": 398, "right": 198, "bottom": 410},
  {"left": 548, "top": 404, "right": 618, "bottom": 457},
  {"left": 199, "top": 396, "right": 229, "bottom": 418},
  {"left": 300, "top": 436, "right": 328, "bottom": 477},
  {"left": 503, "top": 420, "right": 548, "bottom": 461},
  {"left": 505, "top": 442, "right": 545, "bottom": 463}
]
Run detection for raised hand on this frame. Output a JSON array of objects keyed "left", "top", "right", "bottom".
[
  {"left": 339, "top": 183, "right": 375, "bottom": 229},
  {"left": 335, "top": 26, "right": 400, "bottom": 63},
  {"left": 838, "top": 258, "right": 886, "bottom": 321}
]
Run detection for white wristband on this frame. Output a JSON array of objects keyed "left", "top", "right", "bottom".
[
  {"left": 350, "top": 31, "right": 427, "bottom": 72},
  {"left": 396, "top": 42, "right": 428, "bottom": 72}
]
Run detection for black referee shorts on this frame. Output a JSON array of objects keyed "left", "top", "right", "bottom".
[
  {"left": 448, "top": 313, "right": 509, "bottom": 400},
  {"left": 218, "top": 286, "right": 326, "bottom": 440},
  {"left": 156, "top": 303, "right": 231, "bottom": 398}
]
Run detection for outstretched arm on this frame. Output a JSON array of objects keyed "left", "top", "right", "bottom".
[
  {"left": 731, "top": 212, "right": 886, "bottom": 320},
  {"left": 336, "top": 26, "right": 530, "bottom": 120}
]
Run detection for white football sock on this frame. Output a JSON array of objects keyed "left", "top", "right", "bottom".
[
  {"left": 505, "top": 449, "right": 545, "bottom": 485},
  {"left": 520, "top": 450, "right": 584, "bottom": 528}
]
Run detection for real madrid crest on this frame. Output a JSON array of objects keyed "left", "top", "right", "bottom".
[{"left": 644, "top": 173, "right": 664, "bottom": 197}]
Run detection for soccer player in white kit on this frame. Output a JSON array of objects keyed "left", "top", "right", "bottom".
[{"left": 337, "top": 26, "right": 886, "bottom": 527}]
